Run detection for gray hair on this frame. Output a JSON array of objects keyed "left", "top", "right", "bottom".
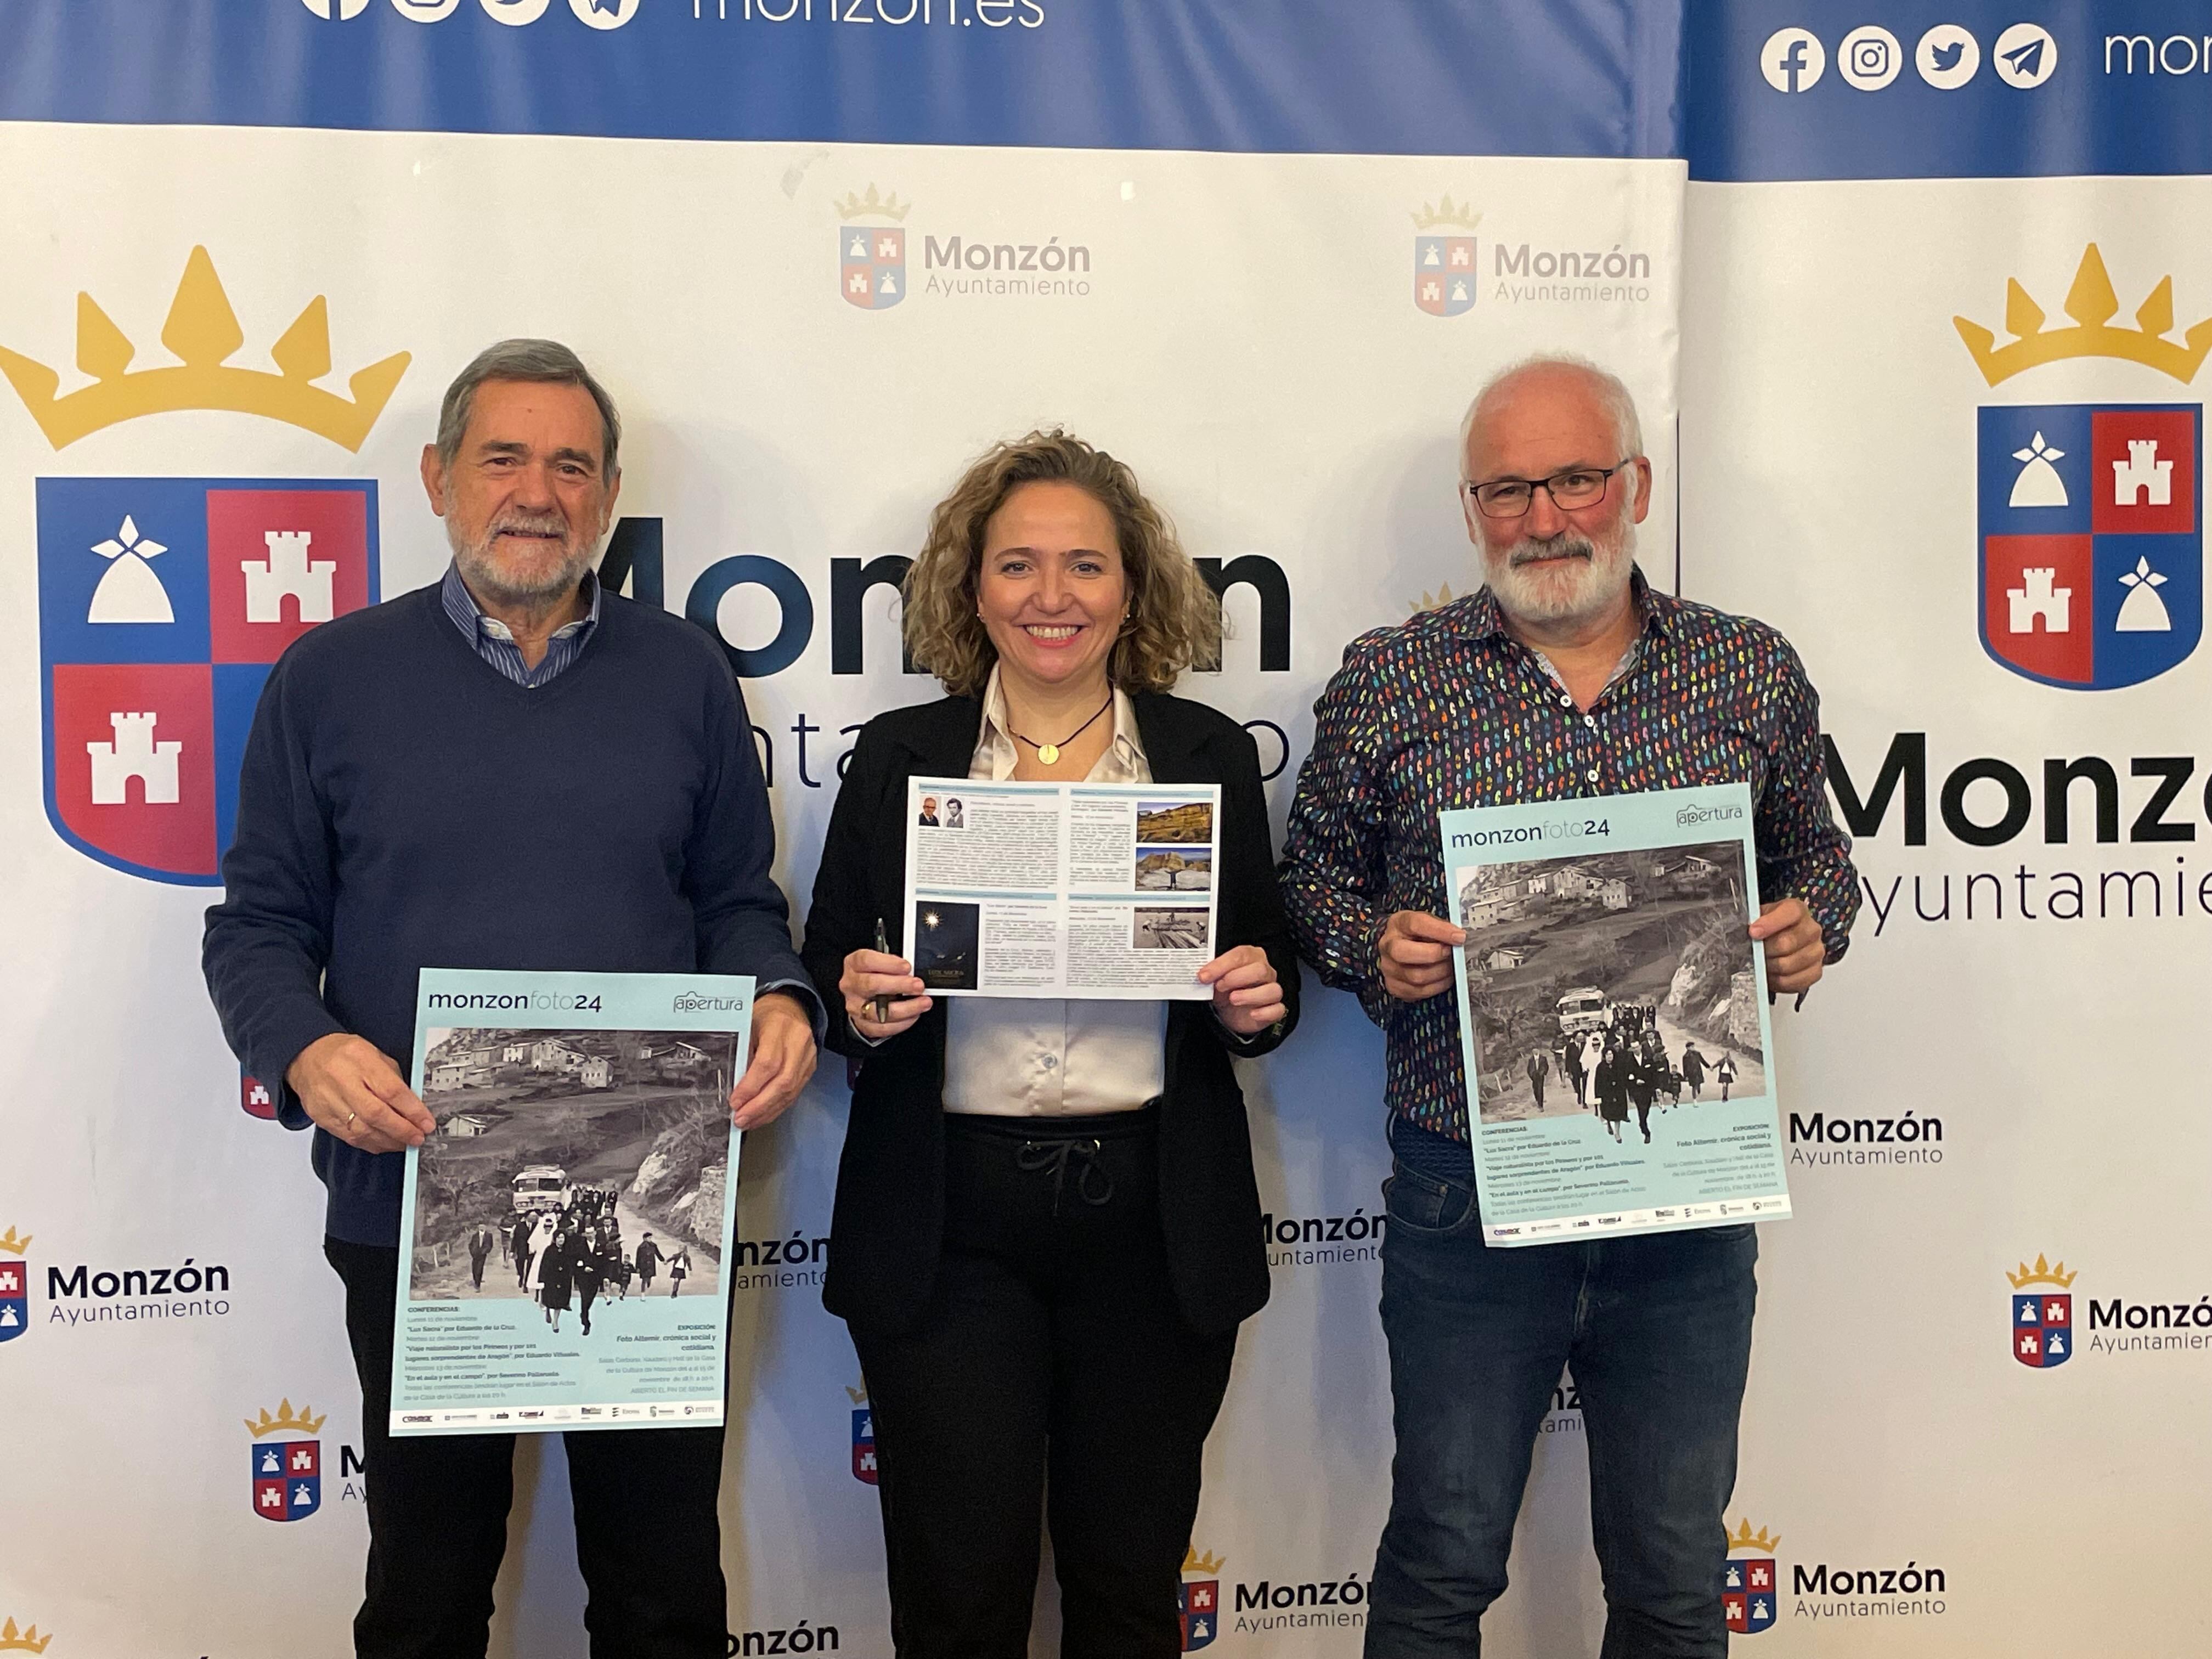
[
  {"left": 1458, "top": 353, "right": 1644, "bottom": 480},
  {"left": 436, "top": 338, "right": 623, "bottom": 477}
]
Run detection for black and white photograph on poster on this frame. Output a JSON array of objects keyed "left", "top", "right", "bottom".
[
  {"left": 1135, "top": 799, "right": 1214, "bottom": 844},
  {"left": 1135, "top": 846, "right": 1211, "bottom": 891},
  {"left": 1458, "top": 840, "right": 1768, "bottom": 1141},
  {"left": 1132, "top": 906, "right": 1210, "bottom": 949},
  {"left": 408, "top": 1027, "right": 740, "bottom": 1330},
  {"left": 912, "top": 899, "right": 983, "bottom": 989}
]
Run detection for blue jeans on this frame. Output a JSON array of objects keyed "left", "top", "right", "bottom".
[{"left": 1365, "top": 1138, "right": 1758, "bottom": 1658}]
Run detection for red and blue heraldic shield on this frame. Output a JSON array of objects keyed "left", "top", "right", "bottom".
[
  {"left": 1414, "top": 235, "right": 1477, "bottom": 317},
  {"left": 0, "top": 1252, "right": 26, "bottom": 1344},
  {"left": 1178, "top": 1577, "right": 1219, "bottom": 1651},
  {"left": 1723, "top": 1556, "right": 1777, "bottom": 1634},
  {"left": 2014, "top": 1291, "right": 2072, "bottom": 1368},
  {"left": 840, "top": 225, "right": 905, "bottom": 311},
  {"left": 251, "top": 1437, "right": 321, "bottom": 1522},
  {"left": 851, "top": 1404, "right": 877, "bottom": 1485},
  {"left": 37, "top": 478, "right": 378, "bottom": 883},
  {"left": 1978, "top": 404, "right": 2202, "bottom": 689}
]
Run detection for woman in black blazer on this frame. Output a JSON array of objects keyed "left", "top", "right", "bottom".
[{"left": 803, "top": 430, "right": 1299, "bottom": 1659}]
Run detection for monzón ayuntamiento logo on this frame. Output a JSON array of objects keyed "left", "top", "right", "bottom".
[
  {"left": 838, "top": 185, "right": 909, "bottom": 312},
  {"left": 1179, "top": 1547, "right": 1223, "bottom": 1651},
  {"left": 1412, "top": 196, "right": 1479, "bottom": 318},
  {"left": 1723, "top": 1518, "right": 1779, "bottom": 1634},
  {"left": 247, "top": 1398, "right": 326, "bottom": 1523},
  {"left": 2008, "top": 1252, "right": 2074, "bottom": 1369},
  {"left": 847, "top": 1382, "right": 877, "bottom": 1485},
  {"left": 1959, "top": 245, "right": 2207, "bottom": 691},
  {"left": 1, "top": 247, "right": 404, "bottom": 884},
  {"left": 0, "top": 1227, "right": 28, "bottom": 1346},
  {"left": 0, "top": 1616, "right": 51, "bottom": 1653}
]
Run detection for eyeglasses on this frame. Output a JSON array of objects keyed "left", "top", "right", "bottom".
[{"left": 1464, "top": 459, "right": 1636, "bottom": 519}]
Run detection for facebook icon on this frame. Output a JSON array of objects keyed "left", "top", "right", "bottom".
[{"left": 1760, "top": 27, "right": 1827, "bottom": 92}]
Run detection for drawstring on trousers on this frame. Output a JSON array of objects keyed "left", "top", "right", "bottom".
[{"left": 1015, "top": 1137, "right": 1114, "bottom": 1215}]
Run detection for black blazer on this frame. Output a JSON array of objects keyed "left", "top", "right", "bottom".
[{"left": 803, "top": 690, "right": 1300, "bottom": 1337}]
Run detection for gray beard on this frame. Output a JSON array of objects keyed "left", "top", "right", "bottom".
[
  {"left": 448, "top": 518, "right": 597, "bottom": 608},
  {"left": 1482, "top": 517, "right": 1638, "bottom": 628}
]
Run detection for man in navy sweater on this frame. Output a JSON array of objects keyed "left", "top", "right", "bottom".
[{"left": 204, "top": 338, "right": 821, "bottom": 1659}]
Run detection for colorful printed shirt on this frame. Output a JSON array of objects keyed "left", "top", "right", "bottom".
[{"left": 1279, "top": 569, "right": 1859, "bottom": 1141}]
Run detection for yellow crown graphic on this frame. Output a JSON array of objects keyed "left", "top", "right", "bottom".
[
  {"left": 0, "top": 1227, "right": 27, "bottom": 1257},
  {"left": 0, "top": 1617, "right": 51, "bottom": 1654},
  {"left": 1726, "top": 1519, "right": 1780, "bottom": 1555},
  {"left": 2007, "top": 1252, "right": 2077, "bottom": 1289},
  {"left": 1410, "top": 580, "right": 1461, "bottom": 615},
  {"left": 1954, "top": 244, "right": 2212, "bottom": 387},
  {"left": 845, "top": 1384, "right": 868, "bottom": 1406},
  {"left": 0, "top": 246, "right": 410, "bottom": 452},
  {"left": 1411, "top": 195, "right": 1481, "bottom": 233},
  {"left": 836, "top": 185, "right": 911, "bottom": 223},
  {"left": 244, "top": 1399, "right": 328, "bottom": 1438},
  {"left": 1182, "top": 1546, "right": 1227, "bottom": 1577}
]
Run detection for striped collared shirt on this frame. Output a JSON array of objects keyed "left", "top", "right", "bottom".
[{"left": 440, "top": 562, "right": 602, "bottom": 687}]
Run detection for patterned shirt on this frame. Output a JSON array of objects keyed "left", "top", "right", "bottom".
[
  {"left": 440, "top": 562, "right": 602, "bottom": 686},
  {"left": 1279, "top": 569, "right": 1858, "bottom": 1141}
]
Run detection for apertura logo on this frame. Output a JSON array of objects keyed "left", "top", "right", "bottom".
[
  {"left": 1180, "top": 1546, "right": 1223, "bottom": 1651},
  {"left": 1723, "top": 1518, "right": 1780, "bottom": 1634},
  {"left": 1959, "top": 245, "right": 2207, "bottom": 690},
  {"left": 847, "top": 1382, "right": 876, "bottom": 1485},
  {"left": 246, "top": 1399, "right": 326, "bottom": 1522},
  {"left": 1410, "top": 196, "right": 1479, "bottom": 318},
  {"left": 2007, "top": 1252, "right": 2075, "bottom": 1369},
  {"left": 837, "top": 184, "right": 909, "bottom": 312},
  {"left": 2, "top": 247, "right": 403, "bottom": 885},
  {"left": 0, "top": 1227, "right": 29, "bottom": 1345}
]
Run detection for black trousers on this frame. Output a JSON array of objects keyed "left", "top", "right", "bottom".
[
  {"left": 848, "top": 1109, "right": 1238, "bottom": 1659},
  {"left": 325, "top": 1238, "right": 727, "bottom": 1659}
]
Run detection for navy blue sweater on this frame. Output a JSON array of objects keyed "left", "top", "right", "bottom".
[{"left": 203, "top": 583, "right": 813, "bottom": 1246}]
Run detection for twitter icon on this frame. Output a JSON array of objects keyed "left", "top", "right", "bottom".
[{"left": 1916, "top": 24, "right": 1980, "bottom": 89}]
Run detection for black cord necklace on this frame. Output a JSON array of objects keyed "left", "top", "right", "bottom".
[{"left": 1010, "top": 690, "right": 1114, "bottom": 766}]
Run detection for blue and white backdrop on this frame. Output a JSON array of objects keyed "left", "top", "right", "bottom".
[{"left": 0, "top": 2, "right": 2202, "bottom": 1654}]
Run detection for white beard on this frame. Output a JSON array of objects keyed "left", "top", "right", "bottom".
[{"left": 1481, "top": 514, "right": 1638, "bottom": 628}]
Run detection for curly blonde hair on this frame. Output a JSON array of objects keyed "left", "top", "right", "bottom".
[{"left": 902, "top": 428, "right": 1222, "bottom": 697}]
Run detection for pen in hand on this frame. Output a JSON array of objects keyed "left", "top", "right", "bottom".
[{"left": 871, "top": 917, "right": 895, "bottom": 1024}]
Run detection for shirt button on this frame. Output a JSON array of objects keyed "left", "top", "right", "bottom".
[
  {"left": 1586, "top": 768, "right": 1600, "bottom": 783},
  {"left": 1040, "top": 1054, "right": 1058, "bottom": 1070},
  {"left": 1583, "top": 715, "right": 1597, "bottom": 730},
  {"left": 1558, "top": 693, "right": 1573, "bottom": 708}
]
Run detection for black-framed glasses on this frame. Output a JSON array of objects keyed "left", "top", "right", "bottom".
[{"left": 1464, "top": 459, "right": 1636, "bottom": 518}]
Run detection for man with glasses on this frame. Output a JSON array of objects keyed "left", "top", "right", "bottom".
[{"left": 1280, "top": 354, "right": 1856, "bottom": 1656}]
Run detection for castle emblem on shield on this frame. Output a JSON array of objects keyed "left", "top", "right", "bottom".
[
  {"left": 2008, "top": 1252, "right": 2075, "bottom": 1369},
  {"left": 1957, "top": 245, "right": 2208, "bottom": 689},
  {"left": 1412, "top": 196, "right": 1479, "bottom": 318},
  {"left": 1722, "top": 1519, "right": 1779, "bottom": 1634},
  {"left": 2, "top": 249, "right": 402, "bottom": 883},
  {"left": 838, "top": 185, "right": 909, "bottom": 312},
  {"left": 0, "top": 1227, "right": 30, "bottom": 1346},
  {"left": 1179, "top": 1547, "right": 1223, "bottom": 1651},
  {"left": 848, "top": 1383, "right": 877, "bottom": 1484},
  {"left": 246, "top": 1400, "right": 326, "bottom": 1522}
]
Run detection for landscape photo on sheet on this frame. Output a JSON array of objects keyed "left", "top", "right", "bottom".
[
  {"left": 1135, "top": 845, "right": 1211, "bottom": 891},
  {"left": 1458, "top": 840, "right": 1768, "bottom": 1132},
  {"left": 408, "top": 1027, "right": 738, "bottom": 1329},
  {"left": 1132, "top": 906, "right": 1210, "bottom": 949},
  {"left": 1135, "top": 799, "right": 1214, "bottom": 844}
]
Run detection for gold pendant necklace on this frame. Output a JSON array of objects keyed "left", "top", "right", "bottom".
[{"left": 1012, "top": 690, "right": 1114, "bottom": 768}]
